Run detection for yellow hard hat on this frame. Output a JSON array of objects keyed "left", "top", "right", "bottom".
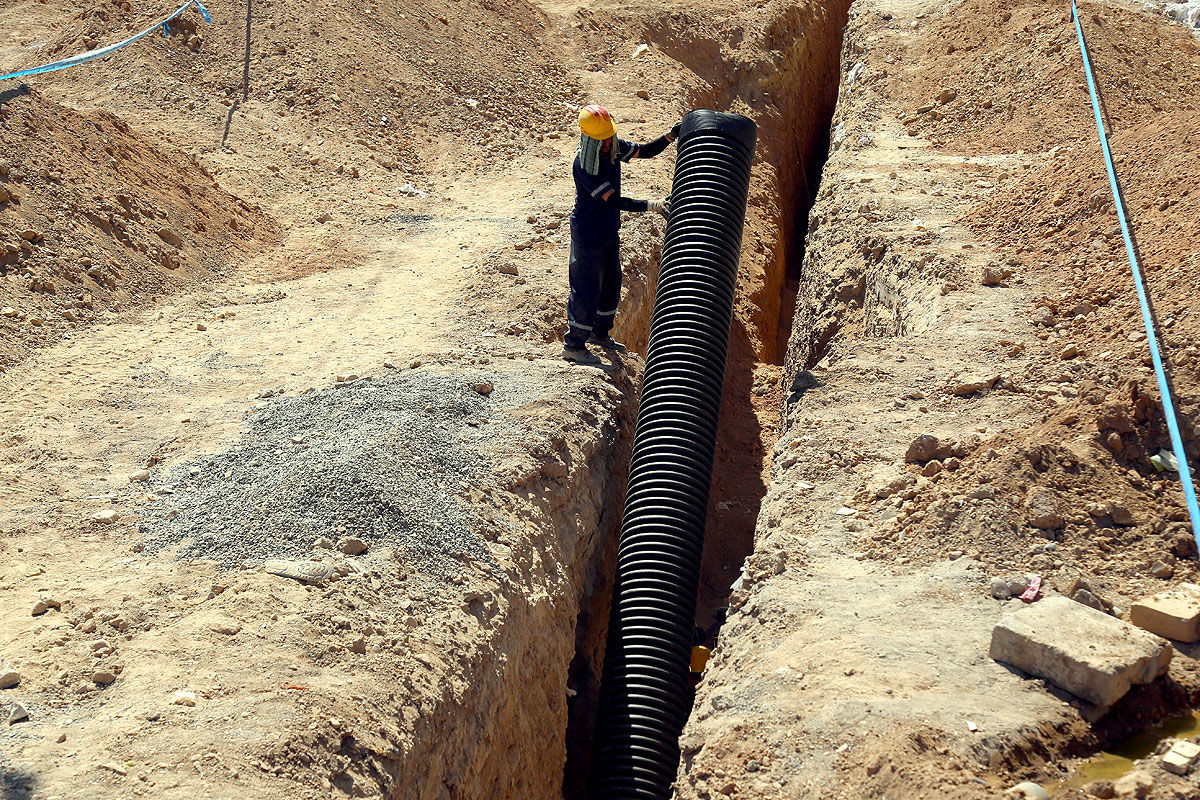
[{"left": 579, "top": 104, "right": 617, "bottom": 140}]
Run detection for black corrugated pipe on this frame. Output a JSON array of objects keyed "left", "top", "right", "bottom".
[{"left": 586, "top": 109, "right": 757, "bottom": 800}]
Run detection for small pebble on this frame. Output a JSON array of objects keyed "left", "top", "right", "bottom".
[
  {"left": 1150, "top": 560, "right": 1175, "bottom": 579},
  {"left": 338, "top": 537, "right": 368, "bottom": 555},
  {"left": 1005, "top": 781, "right": 1049, "bottom": 800},
  {"left": 0, "top": 660, "right": 20, "bottom": 689},
  {"left": 32, "top": 597, "right": 61, "bottom": 616}
]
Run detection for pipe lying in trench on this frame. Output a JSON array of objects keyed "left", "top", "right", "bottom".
[{"left": 587, "top": 109, "right": 757, "bottom": 800}]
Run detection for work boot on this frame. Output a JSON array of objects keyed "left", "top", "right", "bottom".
[
  {"left": 587, "top": 333, "right": 627, "bottom": 353},
  {"left": 561, "top": 345, "right": 602, "bottom": 366}
]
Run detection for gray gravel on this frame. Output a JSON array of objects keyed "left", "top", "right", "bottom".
[{"left": 138, "top": 370, "right": 522, "bottom": 581}]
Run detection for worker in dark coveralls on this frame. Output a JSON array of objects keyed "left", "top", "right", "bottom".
[{"left": 563, "top": 104, "right": 679, "bottom": 365}]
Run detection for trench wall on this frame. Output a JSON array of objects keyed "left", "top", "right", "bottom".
[
  {"left": 668, "top": 1, "right": 1161, "bottom": 797},
  {"left": 625, "top": 0, "right": 858, "bottom": 618},
  {"left": 288, "top": 370, "right": 641, "bottom": 800}
]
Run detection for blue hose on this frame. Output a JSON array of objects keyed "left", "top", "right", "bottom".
[{"left": 1071, "top": 0, "right": 1200, "bottom": 553}]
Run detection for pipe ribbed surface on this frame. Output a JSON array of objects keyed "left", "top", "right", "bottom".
[{"left": 587, "top": 109, "right": 757, "bottom": 800}]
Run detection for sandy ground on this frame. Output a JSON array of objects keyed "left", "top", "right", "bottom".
[{"left": 2, "top": 0, "right": 1200, "bottom": 798}]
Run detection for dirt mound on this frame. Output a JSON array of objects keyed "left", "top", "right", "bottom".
[
  {"left": 0, "top": 0, "right": 593, "bottom": 367},
  {"left": 12, "top": 0, "right": 580, "bottom": 184},
  {"left": 0, "top": 89, "right": 272, "bottom": 369},
  {"left": 683, "top": 1, "right": 1200, "bottom": 798},
  {"left": 857, "top": 0, "right": 1200, "bottom": 606},
  {"left": 891, "top": 0, "right": 1200, "bottom": 152}
]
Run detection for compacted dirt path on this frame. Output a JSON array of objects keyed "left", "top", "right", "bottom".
[{"left": 0, "top": 200, "right": 477, "bottom": 515}]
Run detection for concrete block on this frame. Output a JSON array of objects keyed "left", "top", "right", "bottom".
[
  {"left": 989, "top": 596, "right": 1173, "bottom": 707},
  {"left": 1162, "top": 740, "right": 1200, "bottom": 775},
  {"left": 1130, "top": 584, "right": 1200, "bottom": 643}
]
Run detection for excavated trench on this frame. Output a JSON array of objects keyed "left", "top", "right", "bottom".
[
  {"left": 347, "top": 5, "right": 857, "bottom": 798},
  {"left": 547, "top": 3, "right": 1200, "bottom": 797},
  {"left": 561, "top": 2, "right": 853, "bottom": 795},
  {"left": 650, "top": 0, "right": 856, "bottom": 625}
]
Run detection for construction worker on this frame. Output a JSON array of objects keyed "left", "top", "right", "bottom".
[{"left": 563, "top": 105, "right": 679, "bottom": 365}]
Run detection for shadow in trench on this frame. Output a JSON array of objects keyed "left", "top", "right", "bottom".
[
  {"left": 561, "top": 405, "right": 635, "bottom": 800},
  {"left": 777, "top": 114, "right": 833, "bottom": 355},
  {"left": 565, "top": 2, "right": 853, "bottom": 791},
  {"left": 642, "top": 1, "right": 851, "bottom": 627},
  {"left": 0, "top": 84, "right": 30, "bottom": 111},
  {"left": 692, "top": 95, "right": 838, "bottom": 624},
  {"left": 0, "top": 768, "right": 35, "bottom": 800},
  {"left": 695, "top": 315, "right": 769, "bottom": 623}
]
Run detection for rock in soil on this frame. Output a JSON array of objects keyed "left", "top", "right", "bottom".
[
  {"left": 1162, "top": 739, "right": 1200, "bottom": 775},
  {"left": 31, "top": 597, "right": 60, "bottom": 616},
  {"left": 7, "top": 701, "right": 29, "bottom": 724},
  {"left": 1130, "top": 583, "right": 1200, "bottom": 642},
  {"left": 1082, "top": 779, "right": 1115, "bottom": 798},
  {"left": 0, "top": 660, "right": 19, "bottom": 689},
  {"left": 905, "top": 433, "right": 940, "bottom": 462},
  {"left": 91, "top": 509, "right": 118, "bottom": 524},
  {"left": 1112, "top": 770, "right": 1153, "bottom": 798},
  {"left": 338, "top": 537, "right": 368, "bottom": 555},
  {"left": 1005, "top": 781, "right": 1050, "bottom": 800},
  {"left": 989, "top": 596, "right": 1173, "bottom": 707},
  {"left": 1024, "top": 487, "right": 1063, "bottom": 530}
]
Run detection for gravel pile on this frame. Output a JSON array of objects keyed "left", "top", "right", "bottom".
[{"left": 138, "top": 370, "right": 524, "bottom": 580}]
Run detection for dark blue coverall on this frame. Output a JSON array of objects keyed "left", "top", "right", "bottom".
[{"left": 565, "top": 136, "right": 670, "bottom": 348}]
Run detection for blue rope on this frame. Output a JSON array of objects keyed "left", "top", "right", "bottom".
[
  {"left": 0, "top": 0, "right": 211, "bottom": 82},
  {"left": 1071, "top": 0, "right": 1200, "bottom": 553}
]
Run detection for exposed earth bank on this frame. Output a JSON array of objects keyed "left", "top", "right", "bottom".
[{"left": 2, "top": 0, "right": 1200, "bottom": 798}]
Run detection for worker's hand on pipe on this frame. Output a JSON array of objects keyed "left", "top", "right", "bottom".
[
  {"left": 648, "top": 196, "right": 671, "bottom": 217},
  {"left": 668, "top": 122, "right": 682, "bottom": 142}
]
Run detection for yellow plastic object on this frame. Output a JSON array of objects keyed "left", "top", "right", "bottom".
[
  {"left": 579, "top": 105, "right": 617, "bottom": 140},
  {"left": 690, "top": 645, "right": 711, "bottom": 673}
]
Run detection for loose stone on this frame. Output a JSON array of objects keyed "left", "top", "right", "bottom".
[
  {"left": 338, "top": 537, "right": 368, "bottom": 555},
  {"left": 0, "top": 660, "right": 19, "bottom": 689}
]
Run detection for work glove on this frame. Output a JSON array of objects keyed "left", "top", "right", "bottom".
[
  {"left": 647, "top": 196, "right": 671, "bottom": 217},
  {"left": 668, "top": 122, "right": 682, "bottom": 142}
]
